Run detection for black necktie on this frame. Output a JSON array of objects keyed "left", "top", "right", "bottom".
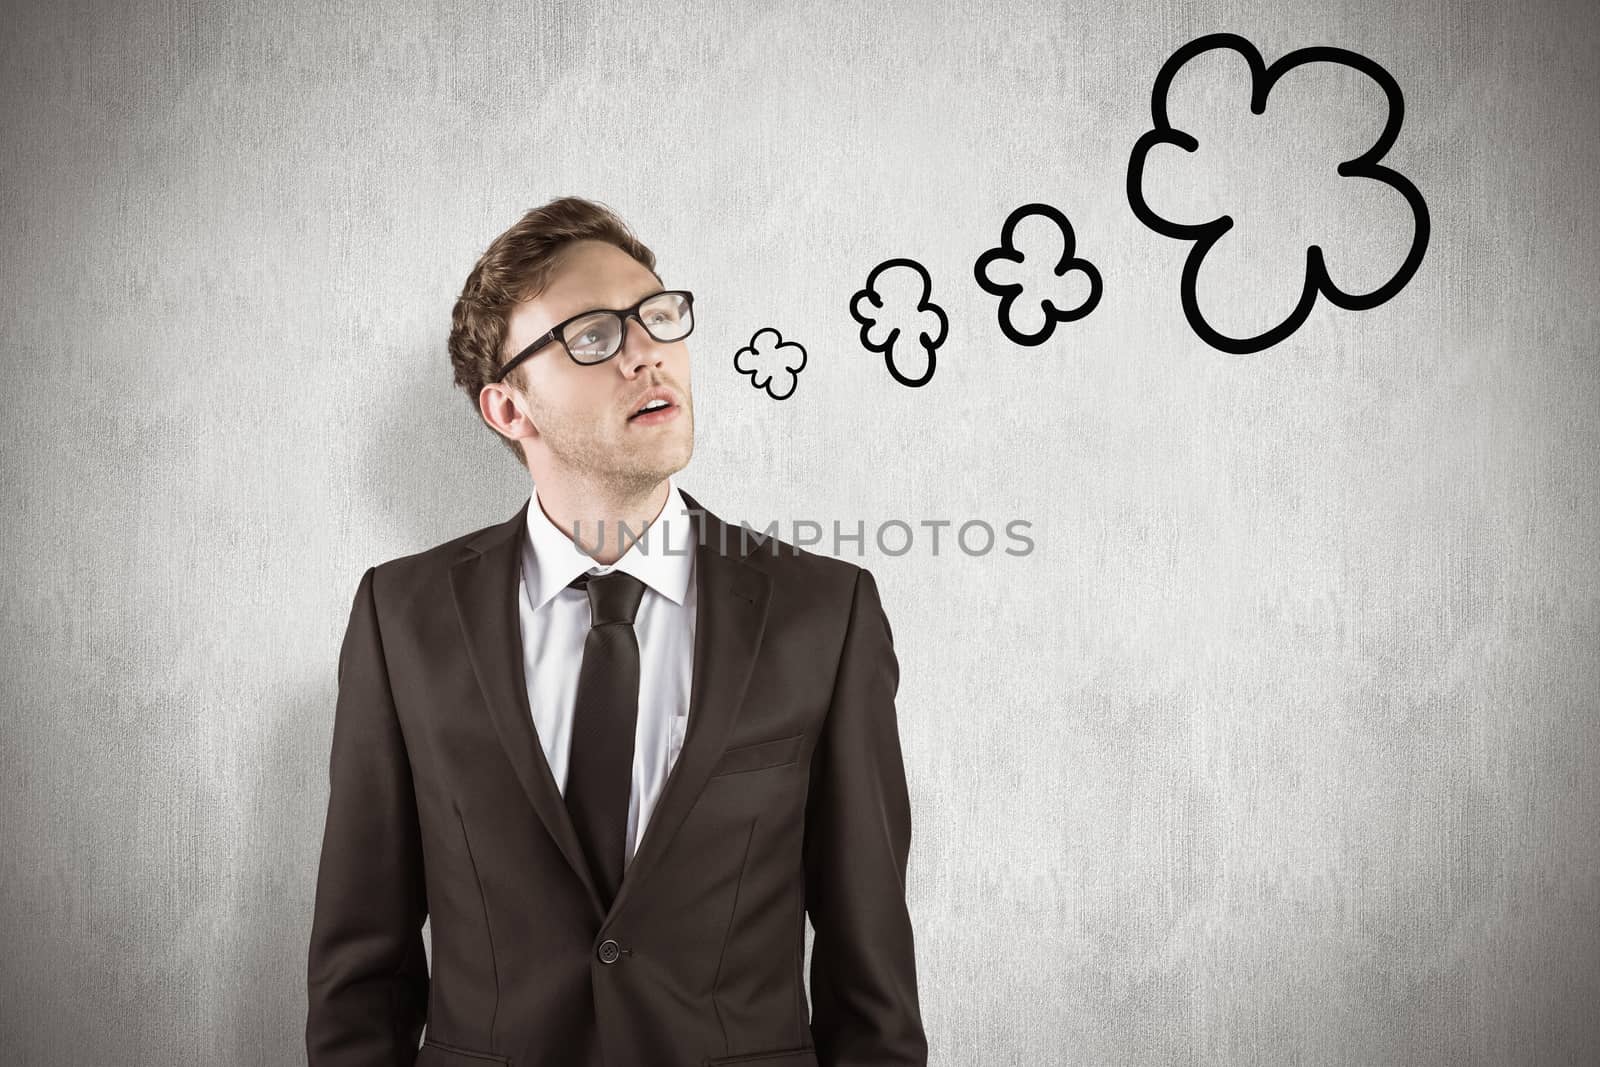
[{"left": 563, "top": 569, "right": 647, "bottom": 908}]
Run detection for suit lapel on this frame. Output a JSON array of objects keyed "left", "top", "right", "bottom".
[
  {"left": 450, "top": 497, "right": 609, "bottom": 919},
  {"left": 448, "top": 488, "right": 772, "bottom": 927},
  {"left": 605, "top": 488, "right": 771, "bottom": 924}
]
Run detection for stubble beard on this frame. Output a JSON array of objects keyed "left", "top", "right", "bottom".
[{"left": 541, "top": 400, "right": 694, "bottom": 500}]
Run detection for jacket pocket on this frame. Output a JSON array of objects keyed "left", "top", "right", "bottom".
[
  {"left": 416, "top": 1037, "right": 511, "bottom": 1065},
  {"left": 707, "top": 732, "right": 804, "bottom": 777},
  {"left": 703, "top": 1046, "right": 819, "bottom": 1066}
]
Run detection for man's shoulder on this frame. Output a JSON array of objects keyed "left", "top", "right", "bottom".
[
  {"left": 734, "top": 532, "right": 892, "bottom": 655},
  {"left": 679, "top": 487, "right": 864, "bottom": 588},
  {"left": 742, "top": 529, "right": 861, "bottom": 580},
  {"left": 732, "top": 522, "right": 877, "bottom": 614}
]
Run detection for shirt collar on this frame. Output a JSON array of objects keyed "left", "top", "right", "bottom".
[{"left": 523, "top": 476, "right": 696, "bottom": 612}]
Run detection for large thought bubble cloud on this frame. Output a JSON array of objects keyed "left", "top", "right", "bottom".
[{"left": 1127, "top": 32, "right": 1430, "bottom": 353}]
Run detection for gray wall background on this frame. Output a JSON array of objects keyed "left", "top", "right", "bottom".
[{"left": 3, "top": 0, "right": 1596, "bottom": 1063}]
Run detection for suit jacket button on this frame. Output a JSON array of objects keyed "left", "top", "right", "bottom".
[{"left": 597, "top": 938, "right": 621, "bottom": 964}]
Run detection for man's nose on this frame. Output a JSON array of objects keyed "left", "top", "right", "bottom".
[{"left": 616, "top": 318, "right": 665, "bottom": 374}]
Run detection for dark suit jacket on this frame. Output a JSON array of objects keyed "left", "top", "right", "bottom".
[{"left": 306, "top": 489, "right": 927, "bottom": 1067}]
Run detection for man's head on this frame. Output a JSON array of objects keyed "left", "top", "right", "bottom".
[{"left": 449, "top": 198, "right": 694, "bottom": 499}]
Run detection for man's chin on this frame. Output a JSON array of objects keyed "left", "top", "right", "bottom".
[
  {"left": 638, "top": 430, "right": 692, "bottom": 473},
  {"left": 649, "top": 446, "right": 693, "bottom": 484},
  {"left": 607, "top": 440, "right": 692, "bottom": 487}
]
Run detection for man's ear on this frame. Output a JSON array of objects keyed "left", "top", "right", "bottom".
[
  {"left": 508, "top": 375, "right": 538, "bottom": 432},
  {"left": 512, "top": 392, "right": 538, "bottom": 437},
  {"left": 483, "top": 380, "right": 533, "bottom": 438}
]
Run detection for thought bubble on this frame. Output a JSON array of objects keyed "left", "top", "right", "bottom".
[
  {"left": 733, "top": 328, "right": 807, "bottom": 400},
  {"left": 974, "top": 202, "right": 1102, "bottom": 346},
  {"left": 1126, "top": 32, "right": 1430, "bottom": 353},
  {"left": 847, "top": 258, "right": 948, "bottom": 388}
]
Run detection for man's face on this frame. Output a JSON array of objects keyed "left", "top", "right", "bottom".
[{"left": 499, "top": 239, "right": 694, "bottom": 492}]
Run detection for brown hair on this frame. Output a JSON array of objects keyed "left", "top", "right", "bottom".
[{"left": 448, "top": 196, "right": 662, "bottom": 466}]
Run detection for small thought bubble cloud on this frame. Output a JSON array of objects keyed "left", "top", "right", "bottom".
[
  {"left": 733, "top": 328, "right": 807, "bottom": 400},
  {"left": 847, "top": 258, "right": 948, "bottom": 388},
  {"left": 1127, "top": 32, "right": 1430, "bottom": 352},
  {"left": 974, "top": 203, "right": 1103, "bottom": 346}
]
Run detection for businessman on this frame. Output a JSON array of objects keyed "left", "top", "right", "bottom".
[{"left": 305, "top": 196, "right": 927, "bottom": 1067}]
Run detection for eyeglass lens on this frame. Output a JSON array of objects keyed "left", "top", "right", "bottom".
[{"left": 565, "top": 292, "right": 693, "bottom": 363}]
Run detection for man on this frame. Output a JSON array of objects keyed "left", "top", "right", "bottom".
[{"left": 306, "top": 197, "right": 927, "bottom": 1067}]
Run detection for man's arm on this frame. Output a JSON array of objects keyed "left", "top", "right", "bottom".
[
  {"left": 802, "top": 566, "right": 928, "bottom": 1066},
  {"left": 306, "top": 566, "right": 430, "bottom": 1065}
]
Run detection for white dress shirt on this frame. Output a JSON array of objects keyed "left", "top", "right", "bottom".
[{"left": 517, "top": 477, "right": 698, "bottom": 869}]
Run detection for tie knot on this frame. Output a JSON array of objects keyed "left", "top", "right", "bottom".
[{"left": 568, "top": 570, "right": 646, "bottom": 626}]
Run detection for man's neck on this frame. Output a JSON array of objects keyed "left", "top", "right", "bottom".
[{"left": 533, "top": 476, "right": 671, "bottom": 565}]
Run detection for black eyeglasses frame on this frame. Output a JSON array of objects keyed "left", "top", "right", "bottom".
[{"left": 492, "top": 289, "right": 696, "bottom": 382}]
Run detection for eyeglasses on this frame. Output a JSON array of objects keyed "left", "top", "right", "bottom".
[{"left": 493, "top": 289, "right": 696, "bottom": 382}]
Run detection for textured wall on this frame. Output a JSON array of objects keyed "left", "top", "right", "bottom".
[{"left": 3, "top": 0, "right": 1597, "bottom": 1063}]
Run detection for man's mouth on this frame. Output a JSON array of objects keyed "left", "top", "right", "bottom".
[
  {"left": 629, "top": 399, "right": 673, "bottom": 420},
  {"left": 627, "top": 387, "right": 680, "bottom": 424}
]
